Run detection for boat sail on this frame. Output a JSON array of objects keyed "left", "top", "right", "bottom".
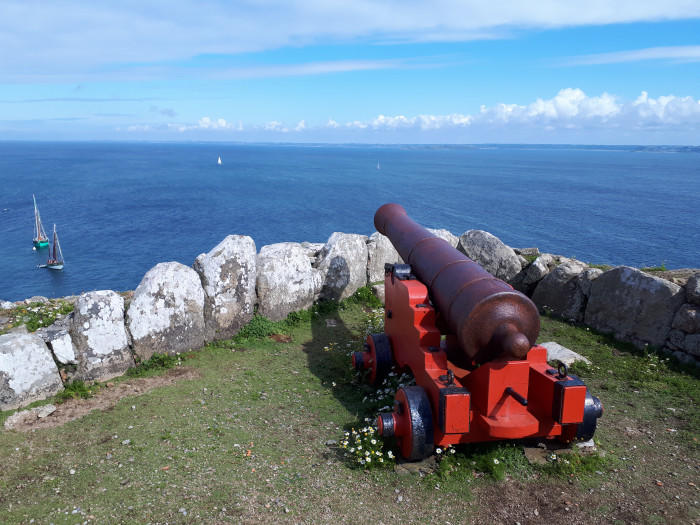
[
  {"left": 38, "top": 224, "right": 64, "bottom": 270},
  {"left": 32, "top": 194, "right": 49, "bottom": 248},
  {"left": 217, "top": 155, "right": 222, "bottom": 165}
]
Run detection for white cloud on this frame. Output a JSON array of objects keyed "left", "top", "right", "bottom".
[
  {"left": 567, "top": 45, "right": 700, "bottom": 65},
  {"left": 264, "top": 121, "right": 288, "bottom": 132},
  {"left": 137, "top": 89, "right": 699, "bottom": 139},
  {"left": 3, "top": 2, "right": 700, "bottom": 78},
  {"left": 342, "top": 89, "right": 700, "bottom": 131}
]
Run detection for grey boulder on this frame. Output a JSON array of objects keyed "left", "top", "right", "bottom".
[
  {"left": 539, "top": 341, "right": 591, "bottom": 366},
  {"left": 127, "top": 262, "right": 206, "bottom": 360},
  {"left": 457, "top": 230, "right": 521, "bottom": 282},
  {"left": 686, "top": 273, "right": 700, "bottom": 305},
  {"left": 672, "top": 304, "right": 700, "bottom": 334},
  {"left": 256, "top": 242, "right": 322, "bottom": 321},
  {"left": 0, "top": 333, "right": 63, "bottom": 411},
  {"left": 532, "top": 260, "right": 589, "bottom": 322},
  {"left": 584, "top": 266, "right": 685, "bottom": 348},
  {"left": 366, "top": 232, "right": 402, "bottom": 284},
  {"left": 70, "top": 290, "right": 134, "bottom": 381},
  {"left": 317, "top": 233, "right": 369, "bottom": 301},
  {"left": 194, "top": 235, "right": 256, "bottom": 339},
  {"left": 427, "top": 228, "right": 460, "bottom": 248}
]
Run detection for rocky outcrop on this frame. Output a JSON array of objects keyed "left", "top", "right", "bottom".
[
  {"left": 70, "top": 291, "right": 134, "bottom": 382},
  {"left": 687, "top": 273, "right": 700, "bottom": 305},
  {"left": 127, "top": 262, "right": 206, "bottom": 360},
  {"left": 428, "top": 228, "right": 459, "bottom": 248},
  {"left": 0, "top": 333, "right": 63, "bottom": 411},
  {"left": 457, "top": 230, "right": 521, "bottom": 282},
  {"left": 317, "top": 233, "right": 369, "bottom": 301},
  {"left": 532, "top": 259, "right": 603, "bottom": 323},
  {"left": 366, "top": 232, "right": 401, "bottom": 284},
  {"left": 585, "top": 266, "right": 685, "bottom": 349},
  {"left": 532, "top": 260, "right": 591, "bottom": 323},
  {"left": 539, "top": 341, "right": 591, "bottom": 366},
  {"left": 194, "top": 235, "right": 256, "bottom": 340},
  {"left": 257, "top": 242, "right": 322, "bottom": 321}
]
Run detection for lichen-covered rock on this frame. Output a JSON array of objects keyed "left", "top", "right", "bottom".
[
  {"left": 256, "top": 242, "right": 322, "bottom": 321},
  {"left": 516, "top": 247, "right": 540, "bottom": 258},
  {"left": 371, "top": 284, "right": 386, "bottom": 305},
  {"left": 457, "top": 230, "right": 521, "bottom": 282},
  {"left": 532, "top": 260, "right": 589, "bottom": 322},
  {"left": 672, "top": 304, "right": 700, "bottom": 334},
  {"left": 194, "top": 235, "right": 256, "bottom": 339},
  {"left": 25, "top": 296, "right": 49, "bottom": 304},
  {"left": 317, "top": 233, "right": 369, "bottom": 301},
  {"left": 4, "top": 404, "right": 57, "bottom": 430},
  {"left": 539, "top": 341, "right": 591, "bottom": 366},
  {"left": 428, "top": 228, "right": 459, "bottom": 248},
  {"left": 687, "top": 273, "right": 700, "bottom": 305},
  {"left": 36, "top": 315, "right": 76, "bottom": 365},
  {"left": 1, "top": 300, "right": 15, "bottom": 310},
  {"left": 49, "top": 332, "right": 76, "bottom": 365},
  {"left": 584, "top": 266, "right": 685, "bottom": 349},
  {"left": 70, "top": 291, "right": 134, "bottom": 381},
  {"left": 578, "top": 268, "right": 603, "bottom": 297},
  {"left": 0, "top": 333, "right": 63, "bottom": 411},
  {"left": 300, "top": 242, "right": 325, "bottom": 260},
  {"left": 127, "top": 262, "right": 206, "bottom": 360},
  {"left": 366, "top": 232, "right": 402, "bottom": 284},
  {"left": 524, "top": 254, "right": 557, "bottom": 287}
]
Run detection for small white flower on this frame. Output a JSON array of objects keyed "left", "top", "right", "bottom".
[
  {"left": 493, "top": 458, "right": 500, "bottom": 465},
  {"left": 370, "top": 439, "right": 377, "bottom": 445},
  {"left": 387, "top": 451, "right": 394, "bottom": 459},
  {"left": 435, "top": 448, "right": 442, "bottom": 454}
]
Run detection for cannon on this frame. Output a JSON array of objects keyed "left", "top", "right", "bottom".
[{"left": 352, "top": 203, "right": 602, "bottom": 460}]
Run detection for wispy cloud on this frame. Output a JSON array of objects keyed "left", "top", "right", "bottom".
[
  {"left": 212, "top": 58, "right": 416, "bottom": 79},
  {"left": 2, "top": 2, "right": 700, "bottom": 79},
  {"left": 0, "top": 97, "right": 159, "bottom": 104},
  {"left": 566, "top": 45, "right": 700, "bottom": 65}
]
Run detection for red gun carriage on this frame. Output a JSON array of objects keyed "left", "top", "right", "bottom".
[{"left": 353, "top": 204, "right": 602, "bottom": 460}]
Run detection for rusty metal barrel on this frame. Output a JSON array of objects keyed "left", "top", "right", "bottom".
[{"left": 375, "top": 203, "right": 540, "bottom": 365}]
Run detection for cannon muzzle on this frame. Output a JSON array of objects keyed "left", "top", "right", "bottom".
[{"left": 375, "top": 203, "right": 539, "bottom": 365}]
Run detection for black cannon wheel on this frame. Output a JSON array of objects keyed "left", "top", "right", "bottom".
[
  {"left": 395, "top": 386, "right": 434, "bottom": 461},
  {"left": 576, "top": 392, "right": 603, "bottom": 441},
  {"left": 367, "top": 333, "right": 393, "bottom": 386}
]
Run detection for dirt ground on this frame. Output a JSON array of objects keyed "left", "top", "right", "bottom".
[{"left": 4, "top": 367, "right": 199, "bottom": 432}]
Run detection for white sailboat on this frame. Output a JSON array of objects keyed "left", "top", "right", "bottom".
[
  {"left": 38, "top": 224, "right": 64, "bottom": 270},
  {"left": 217, "top": 155, "right": 222, "bottom": 165},
  {"left": 32, "top": 194, "right": 49, "bottom": 248}
]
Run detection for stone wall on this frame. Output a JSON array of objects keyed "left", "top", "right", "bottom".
[{"left": 2, "top": 227, "right": 698, "bottom": 411}]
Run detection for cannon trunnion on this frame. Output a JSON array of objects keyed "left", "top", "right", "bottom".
[{"left": 353, "top": 204, "right": 602, "bottom": 460}]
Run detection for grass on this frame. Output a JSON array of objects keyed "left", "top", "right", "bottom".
[
  {"left": 0, "top": 288, "right": 698, "bottom": 523},
  {"left": 0, "top": 300, "right": 73, "bottom": 334}
]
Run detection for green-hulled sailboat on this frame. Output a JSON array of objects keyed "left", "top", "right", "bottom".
[
  {"left": 38, "top": 224, "right": 64, "bottom": 270},
  {"left": 32, "top": 194, "right": 49, "bottom": 248}
]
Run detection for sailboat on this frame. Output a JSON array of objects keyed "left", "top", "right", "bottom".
[
  {"left": 38, "top": 224, "right": 64, "bottom": 270},
  {"left": 32, "top": 194, "right": 49, "bottom": 248},
  {"left": 217, "top": 155, "right": 222, "bottom": 165},
  {"left": 376, "top": 160, "right": 381, "bottom": 170}
]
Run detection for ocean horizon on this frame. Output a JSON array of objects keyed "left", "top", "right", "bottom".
[{"left": 1, "top": 141, "right": 698, "bottom": 302}]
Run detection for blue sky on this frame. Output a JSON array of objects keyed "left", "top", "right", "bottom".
[{"left": 1, "top": 1, "right": 699, "bottom": 144}]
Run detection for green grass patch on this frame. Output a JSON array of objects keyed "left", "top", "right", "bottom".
[
  {"left": 1, "top": 300, "right": 74, "bottom": 333},
  {"left": 54, "top": 380, "right": 99, "bottom": 403},
  {"left": 126, "top": 353, "right": 181, "bottom": 377},
  {"left": 1, "top": 292, "right": 698, "bottom": 524}
]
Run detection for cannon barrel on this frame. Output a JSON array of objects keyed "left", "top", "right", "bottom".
[{"left": 375, "top": 203, "right": 540, "bottom": 365}]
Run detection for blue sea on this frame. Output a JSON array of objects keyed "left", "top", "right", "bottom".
[{"left": 1, "top": 142, "right": 698, "bottom": 302}]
